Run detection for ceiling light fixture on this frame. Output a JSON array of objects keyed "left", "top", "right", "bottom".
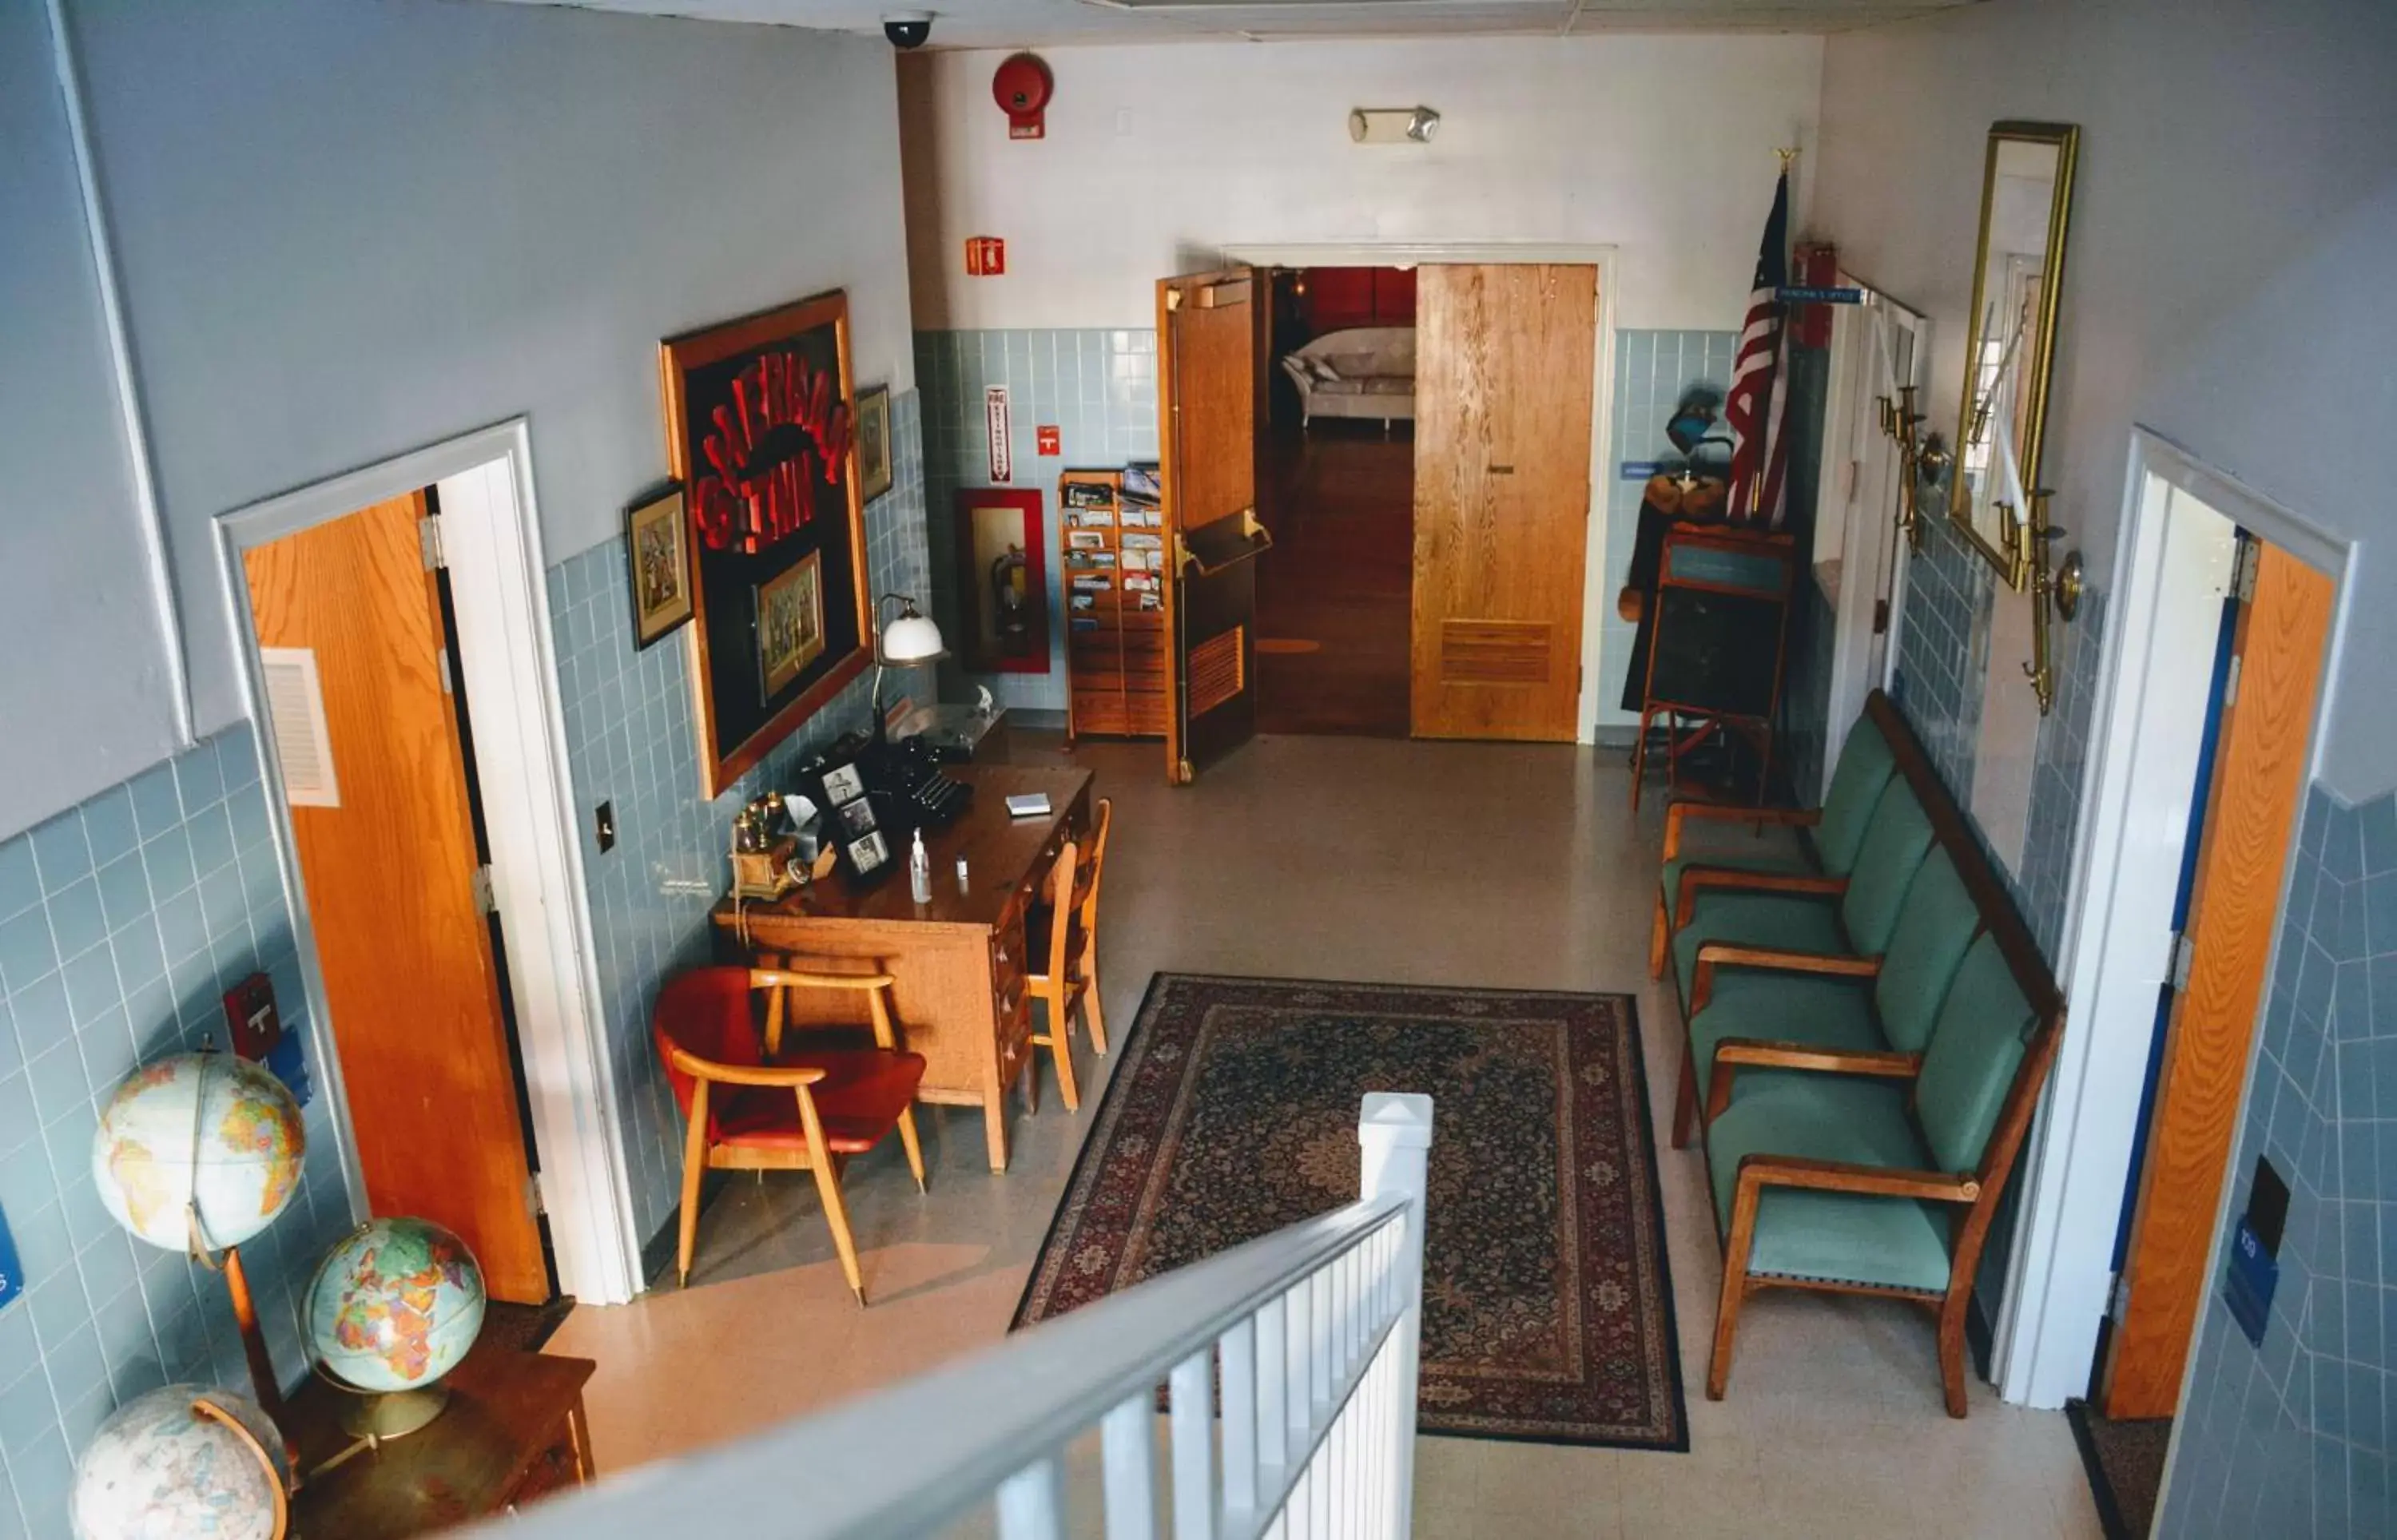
[{"left": 1348, "top": 106, "right": 1439, "bottom": 145}]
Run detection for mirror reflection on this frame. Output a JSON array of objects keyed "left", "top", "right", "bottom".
[{"left": 1950, "top": 123, "right": 2077, "bottom": 583}]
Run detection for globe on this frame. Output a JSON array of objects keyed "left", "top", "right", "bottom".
[
  {"left": 70, "top": 1384, "right": 288, "bottom": 1540},
  {"left": 305, "top": 1217, "right": 487, "bottom": 1397},
  {"left": 91, "top": 1053, "right": 306, "bottom": 1253}
]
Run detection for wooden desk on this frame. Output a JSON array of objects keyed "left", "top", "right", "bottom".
[
  {"left": 714, "top": 765, "right": 1095, "bottom": 1172},
  {"left": 286, "top": 1339, "right": 595, "bottom": 1536}
]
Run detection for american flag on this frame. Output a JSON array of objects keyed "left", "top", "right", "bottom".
[{"left": 1723, "top": 170, "right": 1791, "bottom": 527}]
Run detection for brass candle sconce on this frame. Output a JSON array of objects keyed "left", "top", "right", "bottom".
[
  {"left": 2017, "top": 490, "right": 2085, "bottom": 716},
  {"left": 1877, "top": 384, "right": 1948, "bottom": 554}
]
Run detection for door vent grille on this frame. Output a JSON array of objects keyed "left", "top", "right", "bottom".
[
  {"left": 1187, "top": 625, "right": 1246, "bottom": 719},
  {"left": 1440, "top": 620, "right": 1552, "bottom": 685},
  {"left": 260, "top": 646, "right": 341, "bottom": 808}
]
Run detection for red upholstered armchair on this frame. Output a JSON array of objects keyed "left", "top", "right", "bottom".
[{"left": 652, "top": 966, "right": 927, "bottom": 1302}]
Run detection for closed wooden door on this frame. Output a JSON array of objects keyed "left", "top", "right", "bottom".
[
  {"left": 244, "top": 493, "right": 551, "bottom": 1303},
  {"left": 1158, "top": 267, "right": 1266, "bottom": 782},
  {"left": 2101, "top": 538, "right": 2333, "bottom": 1417},
  {"left": 1410, "top": 264, "right": 1598, "bottom": 740}
]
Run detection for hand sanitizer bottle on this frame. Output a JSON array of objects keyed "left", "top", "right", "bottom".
[{"left": 909, "top": 827, "right": 932, "bottom": 904}]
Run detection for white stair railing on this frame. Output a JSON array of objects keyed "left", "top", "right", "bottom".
[{"left": 486, "top": 1093, "right": 1433, "bottom": 1540}]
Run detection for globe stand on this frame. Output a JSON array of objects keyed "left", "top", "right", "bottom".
[
  {"left": 219, "top": 1245, "right": 290, "bottom": 1432},
  {"left": 334, "top": 1381, "right": 452, "bottom": 1443}
]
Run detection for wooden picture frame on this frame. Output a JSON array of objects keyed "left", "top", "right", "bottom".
[
  {"left": 661, "top": 290, "right": 873, "bottom": 796},
  {"left": 954, "top": 486, "right": 1051, "bottom": 674},
  {"left": 854, "top": 383, "right": 894, "bottom": 503},
  {"left": 624, "top": 484, "right": 695, "bottom": 649}
]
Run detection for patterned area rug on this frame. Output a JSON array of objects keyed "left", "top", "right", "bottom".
[{"left": 1012, "top": 974, "right": 1687, "bottom": 1450}]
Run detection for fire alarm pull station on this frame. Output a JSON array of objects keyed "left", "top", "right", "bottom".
[
  {"left": 225, "top": 972, "right": 283, "bottom": 1061},
  {"left": 1036, "top": 425, "right": 1062, "bottom": 456}
]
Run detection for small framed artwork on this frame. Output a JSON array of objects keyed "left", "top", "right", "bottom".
[
  {"left": 625, "top": 486, "right": 694, "bottom": 649},
  {"left": 821, "top": 761, "right": 865, "bottom": 805},
  {"left": 954, "top": 486, "right": 1051, "bottom": 674},
  {"left": 854, "top": 383, "right": 894, "bottom": 503},
  {"left": 755, "top": 550, "right": 827, "bottom": 700}
]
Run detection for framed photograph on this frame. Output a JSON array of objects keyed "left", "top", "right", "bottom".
[
  {"left": 624, "top": 485, "right": 694, "bottom": 649},
  {"left": 954, "top": 487, "right": 1051, "bottom": 675},
  {"left": 821, "top": 762, "right": 865, "bottom": 804},
  {"left": 754, "top": 551, "right": 827, "bottom": 700},
  {"left": 837, "top": 796, "right": 877, "bottom": 836},
  {"left": 662, "top": 289, "right": 873, "bottom": 796},
  {"left": 846, "top": 829, "right": 890, "bottom": 875},
  {"left": 854, "top": 383, "right": 894, "bottom": 503}
]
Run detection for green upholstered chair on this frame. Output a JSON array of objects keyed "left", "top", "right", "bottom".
[
  {"left": 1649, "top": 716, "right": 1901, "bottom": 976},
  {"left": 1670, "top": 847, "right": 1982, "bottom": 1148},
  {"left": 1700, "top": 933, "right": 2061, "bottom": 1418},
  {"left": 1668, "top": 776, "right": 1938, "bottom": 1014}
]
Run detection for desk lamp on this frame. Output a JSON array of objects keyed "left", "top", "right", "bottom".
[{"left": 873, "top": 592, "right": 947, "bottom": 740}]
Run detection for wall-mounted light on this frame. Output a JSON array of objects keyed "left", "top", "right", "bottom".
[{"left": 1349, "top": 106, "right": 1439, "bottom": 145}]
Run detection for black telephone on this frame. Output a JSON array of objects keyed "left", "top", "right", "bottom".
[{"left": 801, "top": 732, "right": 972, "bottom": 884}]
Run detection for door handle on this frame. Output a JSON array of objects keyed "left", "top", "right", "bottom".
[{"left": 1488, "top": 464, "right": 1516, "bottom": 475}]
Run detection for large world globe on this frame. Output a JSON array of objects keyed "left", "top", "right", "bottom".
[
  {"left": 91, "top": 1054, "right": 305, "bottom": 1252},
  {"left": 70, "top": 1384, "right": 288, "bottom": 1540},
  {"left": 305, "top": 1217, "right": 487, "bottom": 1395}
]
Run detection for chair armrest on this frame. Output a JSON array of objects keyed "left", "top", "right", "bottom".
[
  {"left": 1703, "top": 1042, "right": 1920, "bottom": 1128},
  {"left": 752, "top": 969, "right": 898, "bottom": 992},
  {"left": 1663, "top": 800, "right": 1819, "bottom": 859},
  {"left": 1672, "top": 867, "right": 1845, "bottom": 927},
  {"left": 1735, "top": 1153, "right": 1980, "bottom": 1205},
  {"left": 1690, "top": 944, "right": 1878, "bottom": 1013},
  {"left": 666, "top": 1046, "right": 828, "bottom": 1089}
]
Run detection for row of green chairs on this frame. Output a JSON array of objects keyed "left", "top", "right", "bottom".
[{"left": 1656, "top": 692, "right": 2065, "bottom": 1418}]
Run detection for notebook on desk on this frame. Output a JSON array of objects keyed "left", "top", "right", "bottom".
[{"left": 1004, "top": 792, "right": 1051, "bottom": 819}]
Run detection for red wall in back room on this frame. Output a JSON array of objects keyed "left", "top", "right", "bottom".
[{"left": 1301, "top": 267, "right": 1417, "bottom": 333}]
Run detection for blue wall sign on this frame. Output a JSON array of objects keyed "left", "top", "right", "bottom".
[
  {"left": 2223, "top": 1217, "right": 2278, "bottom": 1347},
  {"left": 0, "top": 1203, "right": 22, "bottom": 1311},
  {"left": 1620, "top": 461, "right": 1663, "bottom": 481},
  {"left": 1777, "top": 285, "right": 1865, "bottom": 305}
]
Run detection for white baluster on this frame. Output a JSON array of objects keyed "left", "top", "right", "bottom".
[
  {"left": 1169, "top": 1348, "right": 1215, "bottom": 1540},
  {"left": 1257, "top": 1294, "right": 1289, "bottom": 1482},
  {"left": 1285, "top": 1278, "right": 1311, "bottom": 1450},
  {"left": 1102, "top": 1390, "right": 1159, "bottom": 1539},
  {"left": 998, "top": 1455, "right": 1067, "bottom": 1540},
  {"left": 1221, "top": 1316, "right": 1258, "bottom": 1522}
]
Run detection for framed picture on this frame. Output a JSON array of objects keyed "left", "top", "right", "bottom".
[
  {"left": 953, "top": 487, "right": 1051, "bottom": 674},
  {"left": 755, "top": 550, "right": 827, "bottom": 698},
  {"left": 854, "top": 383, "right": 893, "bottom": 503},
  {"left": 624, "top": 485, "right": 694, "bottom": 649},
  {"left": 661, "top": 290, "right": 873, "bottom": 796}
]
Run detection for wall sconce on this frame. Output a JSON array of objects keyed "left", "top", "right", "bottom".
[
  {"left": 1349, "top": 106, "right": 1439, "bottom": 145},
  {"left": 2019, "top": 491, "right": 2084, "bottom": 716},
  {"left": 1876, "top": 384, "right": 1948, "bottom": 554}
]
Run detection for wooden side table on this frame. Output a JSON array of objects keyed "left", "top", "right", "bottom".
[{"left": 285, "top": 1338, "right": 596, "bottom": 1536}]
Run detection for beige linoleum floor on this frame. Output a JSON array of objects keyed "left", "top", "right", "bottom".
[{"left": 548, "top": 731, "right": 2105, "bottom": 1539}]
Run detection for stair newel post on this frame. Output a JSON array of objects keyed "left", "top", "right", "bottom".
[{"left": 1357, "top": 1093, "right": 1433, "bottom": 1540}]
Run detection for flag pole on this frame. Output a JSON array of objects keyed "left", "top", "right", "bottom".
[{"left": 1751, "top": 146, "right": 1800, "bottom": 523}]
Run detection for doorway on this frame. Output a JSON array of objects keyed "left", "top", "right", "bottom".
[{"left": 1253, "top": 264, "right": 1417, "bottom": 737}]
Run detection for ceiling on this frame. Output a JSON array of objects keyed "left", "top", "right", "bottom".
[{"left": 493, "top": 0, "right": 1984, "bottom": 48}]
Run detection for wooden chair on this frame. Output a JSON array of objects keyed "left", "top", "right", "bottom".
[
  {"left": 652, "top": 966, "right": 927, "bottom": 1303},
  {"left": 1025, "top": 796, "right": 1113, "bottom": 1112}
]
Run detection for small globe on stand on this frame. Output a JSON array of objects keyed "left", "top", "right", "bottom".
[
  {"left": 70, "top": 1384, "right": 290, "bottom": 1540},
  {"left": 304, "top": 1217, "right": 487, "bottom": 1442}
]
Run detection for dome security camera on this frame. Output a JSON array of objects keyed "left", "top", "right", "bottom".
[{"left": 884, "top": 12, "right": 932, "bottom": 49}]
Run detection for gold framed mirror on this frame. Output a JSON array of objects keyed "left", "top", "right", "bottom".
[{"left": 1949, "top": 121, "right": 2078, "bottom": 586}]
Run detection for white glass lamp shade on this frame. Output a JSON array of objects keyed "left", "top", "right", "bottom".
[{"left": 880, "top": 611, "right": 946, "bottom": 665}]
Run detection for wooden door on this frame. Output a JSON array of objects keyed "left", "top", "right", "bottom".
[
  {"left": 2101, "top": 538, "right": 2333, "bottom": 1417},
  {"left": 245, "top": 493, "right": 551, "bottom": 1303},
  {"left": 1409, "top": 264, "right": 1598, "bottom": 740},
  {"left": 1158, "top": 267, "right": 1266, "bottom": 782}
]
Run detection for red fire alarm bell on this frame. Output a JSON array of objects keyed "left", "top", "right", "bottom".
[
  {"left": 966, "top": 236, "right": 1006, "bottom": 276},
  {"left": 993, "top": 53, "right": 1052, "bottom": 141}
]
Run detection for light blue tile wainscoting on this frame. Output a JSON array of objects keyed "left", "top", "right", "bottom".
[
  {"left": 2162, "top": 784, "right": 2397, "bottom": 1539},
  {"left": 546, "top": 388, "right": 932, "bottom": 1256},
  {"left": 915, "top": 330, "right": 1162, "bottom": 716},
  {"left": 0, "top": 727, "right": 356, "bottom": 1538}
]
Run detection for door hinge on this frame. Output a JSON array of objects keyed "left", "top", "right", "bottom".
[
  {"left": 471, "top": 863, "right": 496, "bottom": 916},
  {"left": 1164, "top": 288, "right": 1184, "bottom": 312},
  {"left": 2168, "top": 931, "right": 2196, "bottom": 990},
  {"left": 2233, "top": 539, "right": 2260, "bottom": 603},
  {"left": 527, "top": 1172, "right": 547, "bottom": 1217},
  {"left": 2222, "top": 653, "right": 2243, "bottom": 709},
  {"left": 2110, "top": 1272, "right": 2132, "bottom": 1322},
  {"left": 1872, "top": 597, "right": 1891, "bottom": 636},
  {"left": 436, "top": 650, "right": 454, "bottom": 696},
  {"left": 419, "top": 513, "right": 447, "bottom": 570}
]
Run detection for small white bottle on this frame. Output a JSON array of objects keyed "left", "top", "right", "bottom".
[{"left": 909, "top": 827, "right": 932, "bottom": 904}]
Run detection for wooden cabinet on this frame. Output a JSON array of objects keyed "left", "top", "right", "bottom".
[{"left": 1061, "top": 470, "right": 1169, "bottom": 740}]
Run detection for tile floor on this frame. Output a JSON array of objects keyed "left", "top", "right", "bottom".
[{"left": 548, "top": 731, "right": 2104, "bottom": 1538}]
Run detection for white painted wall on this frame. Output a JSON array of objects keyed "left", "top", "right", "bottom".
[
  {"left": 0, "top": 0, "right": 182, "bottom": 835},
  {"left": 900, "top": 34, "right": 1824, "bottom": 332},
  {"left": 0, "top": 0, "right": 914, "bottom": 838},
  {"left": 1814, "top": 0, "right": 2397, "bottom": 802}
]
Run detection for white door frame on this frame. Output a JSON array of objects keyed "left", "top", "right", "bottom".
[
  {"left": 1811, "top": 280, "right": 1928, "bottom": 795},
  {"left": 211, "top": 419, "right": 642, "bottom": 1306},
  {"left": 1218, "top": 242, "right": 1620, "bottom": 745},
  {"left": 1992, "top": 425, "right": 2352, "bottom": 1409}
]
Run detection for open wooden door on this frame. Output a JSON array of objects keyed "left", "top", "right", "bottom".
[
  {"left": 1410, "top": 264, "right": 1598, "bottom": 740},
  {"left": 1158, "top": 267, "right": 1271, "bottom": 783},
  {"left": 2101, "top": 538, "right": 2333, "bottom": 1417},
  {"left": 245, "top": 492, "right": 553, "bottom": 1304}
]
